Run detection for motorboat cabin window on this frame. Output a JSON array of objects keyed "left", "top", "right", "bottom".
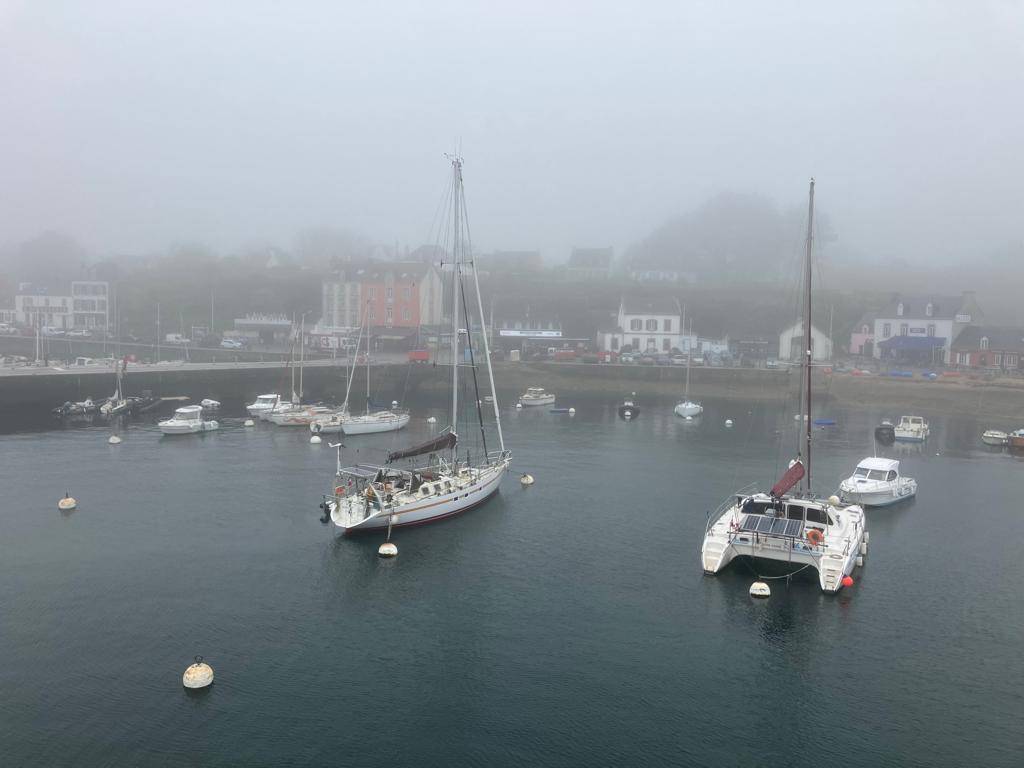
[
  {"left": 887, "top": 470, "right": 897, "bottom": 481},
  {"left": 805, "top": 505, "right": 829, "bottom": 524},
  {"left": 854, "top": 467, "right": 870, "bottom": 478}
]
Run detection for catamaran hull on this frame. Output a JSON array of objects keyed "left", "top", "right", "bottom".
[
  {"left": 341, "top": 413, "right": 411, "bottom": 435},
  {"left": 330, "top": 463, "right": 507, "bottom": 532}
]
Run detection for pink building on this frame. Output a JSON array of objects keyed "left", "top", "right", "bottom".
[{"left": 849, "top": 313, "right": 875, "bottom": 357}]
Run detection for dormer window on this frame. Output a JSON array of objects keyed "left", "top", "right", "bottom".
[
  {"left": 925, "top": 303, "right": 933, "bottom": 317},
  {"left": 896, "top": 302, "right": 904, "bottom": 317},
  {"left": 980, "top": 336, "right": 989, "bottom": 350}
]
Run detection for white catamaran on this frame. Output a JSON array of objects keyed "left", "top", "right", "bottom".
[
  {"left": 322, "top": 155, "right": 511, "bottom": 533},
  {"left": 700, "top": 179, "right": 868, "bottom": 593}
]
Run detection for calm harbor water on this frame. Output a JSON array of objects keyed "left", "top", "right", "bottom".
[{"left": 2, "top": 395, "right": 1023, "bottom": 767}]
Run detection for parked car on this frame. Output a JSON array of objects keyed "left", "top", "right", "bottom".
[
  {"left": 0, "top": 323, "right": 18, "bottom": 335},
  {"left": 42, "top": 327, "right": 65, "bottom": 336},
  {"left": 671, "top": 355, "right": 687, "bottom": 365},
  {"left": 655, "top": 355, "right": 673, "bottom": 366},
  {"left": 639, "top": 355, "right": 656, "bottom": 366},
  {"left": 619, "top": 353, "right": 635, "bottom": 364},
  {"left": 766, "top": 359, "right": 780, "bottom": 369},
  {"left": 220, "top": 338, "right": 244, "bottom": 349}
]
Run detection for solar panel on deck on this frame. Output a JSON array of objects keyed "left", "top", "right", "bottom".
[
  {"left": 785, "top": 519, "right": 803, "bottom": 537},
  {"left": 756, "top": 516, "right": 775, "bottom": 533},
  {"left": 739, "top": 515, "right": 758, "bottom": 531},
  {"left": 770, "top": 518, "right": 790, "bottom": 535}
]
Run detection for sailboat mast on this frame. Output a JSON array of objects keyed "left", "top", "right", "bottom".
[
  {"left": 803, "top": 178, "right": 815, "bottom": 492},
  {"left": 685, "top": 318, "right": 693, "bottom": 400},
  {"left": 450, "top": 158, "right": 461, "bottom": 441},
  {"left": 299, "top": 315, "right": 305, "bottom": 402}
]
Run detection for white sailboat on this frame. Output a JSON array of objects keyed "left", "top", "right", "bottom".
[
  {"left": 700, "top": 179, "right": 868, "bottom": 593},
  {"left": 323, "top": 155, "right": 511, "bottom": 533},
  {"left": 674, "top": 316, "right": 703, "bottom": 418}
]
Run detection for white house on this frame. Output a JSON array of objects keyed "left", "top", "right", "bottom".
[
  {"left": 71, "top": 281, "right": 110, "bottom": 330},
  {"left": 778, "top": 320, "right": 832, "bottom": 362},
  {"left": 872, "top": 292, "right": 981, "bottom": 365},
  {"left": 15, "top": 291, "right": 73, "bottom": 330},
  {"left": 599, "top": 297, "right": 686, "bottom": 354}
]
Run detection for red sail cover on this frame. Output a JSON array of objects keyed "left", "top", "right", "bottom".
[{"left": 771, "top": 459, "right": 805, "bottom": 498}]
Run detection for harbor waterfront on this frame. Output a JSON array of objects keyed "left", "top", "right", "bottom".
[
  {"left": 2, "top": 395, "right": 1022, "bottom": 766},
  {"left": 4, "top": 359, "right": 1024, "bottom": 422}
]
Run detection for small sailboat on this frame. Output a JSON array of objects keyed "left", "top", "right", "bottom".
[
  {"left": 159, "top": 405, "right": 219, "bottom": 435},
  {"left": 674, "top": 317, "right": 702, "bottom": 418},
  {"left": 894, "top": 415, "right": 929, "bottom": 442},
  {"left": 518, "top": 387, "right": 555, "bottom": 407},
  {"left": 981, "top": 430, "right": 1009, "bottom": 447},
  {"left": 839, "top": 457, "right": 916, "bottom": 507},
  {"left": 322, "top": 155, "right": 510, "bottom": 533},
  {"left": 701, "top": 179, "right": 867, "bottom": 593}
]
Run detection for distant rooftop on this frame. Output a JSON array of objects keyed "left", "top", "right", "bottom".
[{"left": 569, "top": 247, "right": 613, "bottom": 269}]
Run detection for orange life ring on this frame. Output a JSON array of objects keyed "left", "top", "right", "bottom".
[
  {"left": 806, "top": 528, "right": 824, "bottom": 546},
  {"left": 334, "top": 486, "right": 346, "bottom": 496}
]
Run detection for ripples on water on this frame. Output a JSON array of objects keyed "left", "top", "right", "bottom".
[{"left": 2, "top": 396, "right": 1023, "bottom": 766}]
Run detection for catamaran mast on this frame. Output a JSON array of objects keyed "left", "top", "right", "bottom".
[{"left": 803, "top": 178, "right": 815, "bottom": 492}]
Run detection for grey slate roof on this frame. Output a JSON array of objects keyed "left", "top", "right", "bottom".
[
  {"left": 877, "top": 295, "right": 962, "bottom": 320},
  {"left": 952, "top": 326, "right": 1024, "bottom": 352}
]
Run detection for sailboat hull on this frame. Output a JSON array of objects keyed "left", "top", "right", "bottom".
[
  {"left": 341, "top": 412, "right": 411, "bottom": 435},
  {"left": 329, "top": 461, "right": 507, "bottom": 532}
]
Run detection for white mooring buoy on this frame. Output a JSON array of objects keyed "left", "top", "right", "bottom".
[
  {"left": 426, "top": 416, "right": 437, "bottom": 424},
  {"left": 828, "top": 495, "right": 841, "bottom": 507},
  {"left": 310, "top": 435, "right": 322, "bottom": 444},
  {"left": 569, "top": 407, "right": 576, "bottom": 415},
  {"left": 244, "top": 419, "right": 255, "bottom": 427},
  {"left": 725, "top": 419, "right": 734, "bottom": 427},
  {"left": 749, "top": 581, "right": 771, "bottom": 598},
  {"left": 378, "top": 541, "right": 398, "bottom": 558},
  {"left": 685, "top": 415, "right": 693, "bottom": 421},
  {"left": 182, "top": 656, "right": 214, "bottom": 689},
  {"left": 516, "top": 403, "right": 522, "bottom": 409},
  {"left": 392, "top": 400, "right": 399, "bottom": 408},
  {"left": 57, "top": 493, "right": 77, "bottom": 511},
  {"left": 108, "top": 435, "right": 122, "bottom": 445},
  {"left": 520, "top": 473, "right": 535, "bottom": 487},
  {"left": 856, "top": 556, "right": 864, "bottom": 567}
]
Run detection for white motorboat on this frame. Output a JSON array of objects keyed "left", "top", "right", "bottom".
[
  {"left": 159, "top": 405, "right": 219, "bottom": 435},
  {"left": 700, "top": 179, "right": 867, "bottom": 593},
  {"left": 518, "top": 387, "right": 555, "bottom": 407},
  {"left": 839, "top": 457, "right": 916, "bottom": 507},
  {"left": 894, "top": 415, "right": 929, "bottom": 442},
  {"left": 246, "top": 393, "right": 281, "bottom": 418},
  {"left": 200, "top": 398, "right": 221, "bottom": 410},
  {"left": 674, "top": 317, "right": 703, "bottom": 418},
  {"left": 981, "top": 430, "right": 1009, "bottom": 446},
  {"left": 324, "top": 156, "right": 510, "bottom": 533}
]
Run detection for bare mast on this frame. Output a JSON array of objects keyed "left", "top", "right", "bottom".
[
  {"left": 803, "top": 178, "right": 815, "bottom": 492},
  {"left": 450, "top": 158, "right": 461, "bottom": 445}
]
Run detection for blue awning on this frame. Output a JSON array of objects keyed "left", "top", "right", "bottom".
[{"left": 878, "top": 336, "right": 946, "bottom": 350}]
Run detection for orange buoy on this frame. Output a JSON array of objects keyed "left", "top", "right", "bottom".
[
  {"left": 841, "top": 575, "right": 855, "bottom": 588},
  {"left": 806, "top": 528, "right": 824, "bottom": 546}
]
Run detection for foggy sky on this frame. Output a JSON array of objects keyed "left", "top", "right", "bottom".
[{"left": 1, "top": 1, "right": 1022, "bottom": 264}]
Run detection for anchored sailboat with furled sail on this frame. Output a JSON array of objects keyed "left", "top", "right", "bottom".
[
  {"left": 321, "top": 155, "right": 511, "bottom": 533},
  {"left": 699, "top": 179, "right": 868, "bottom": 593}
]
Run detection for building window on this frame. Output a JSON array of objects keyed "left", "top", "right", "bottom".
[
  {"left": 861, "top": 325, "right": 868, "bottom": 334},
  {"left": 662, "top": 338, "right": 670, "bottom": 351},
  {"left": 386, "top": 307, "right": 393, "bottom": 324},
  {"left": 994, "top": 353, "right": 1003, "bottom": 367},
  {"left": 957, "top": 351, "right": 968, "bottom": 365},
  {"left": 925, "top": 303, "right": 933, "bottom": 317},
  {"left": 630, "top": 319, "right": 642, "bottom": 331},
  {"left": 611, "top": 336, "right": 619, "bottom": 350},
  {"left": 368, "top": 308, "right": 375, "bottom": 321},
  {"left": 386, "top": 286, "right": 393, "bottom": 300},
  {"left": 900, "top": 324, "right": 908, "bottom": 336},
  {"left": 955, "top": 312, "right": 971, "bottom": 323},
  {"left": 402, "top": 308, "right": 410, "bottom": 322},
  {"left": 897, "top": 302, "right": 904, "bottom": 317},
  {"left": 883, "top": 323, "right": 891, "bottom": 338},
  {"left": 663, "top": 319, "right": 672, "bottom": 333},
  {"left": 980, "top": 336, "right": 989, "bottom": 350},
  {"left": 1007, "top": 354, "right": 1018, "bottom": 368},
  {"left": 368, "top": 287, "right": 376, "bottom": 300},
  {"left": 645, "top": 319, "right": 657, "bottom": 331},
  {"left": 927, "top": 324, "right": 935, "bottom": 337},
  {"left": 647, "top": 337, "right": 655, "bottom": 350},
  {"left": 403, "top": 286, "right": 411, "bottom": 300},
  {"left": 632, "top": 337, "right": 640, "bottom": 349}
]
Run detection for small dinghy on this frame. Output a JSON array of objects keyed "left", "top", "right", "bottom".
[
  {"left": 981, "top": 430, "right": 1009, "bottom": 447},
  {"left": 874, "top": 421, "right": 896, "bottom": 445},
  {"left": 617, "top": 394, "right": 639, "bottom": 419}
]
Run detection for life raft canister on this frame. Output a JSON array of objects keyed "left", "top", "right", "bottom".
[{"left": 806, "top": 528, "right": 825, "bottom": 546}]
